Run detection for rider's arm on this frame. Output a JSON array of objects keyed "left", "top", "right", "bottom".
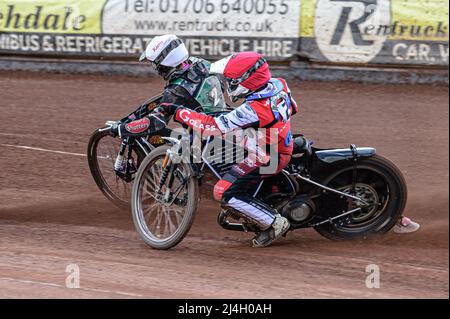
[
  {"left": 173, "top": 102, "right": 260, "bottom": 135},
  {"left": 119, "top": 84, "right": 194, "bottom": 123},
  {"left": 161, "top": 84, "right": 201, "bottom": 111},
  {"left": 120, "top": 102, "right": 157, "bottom": 123}
]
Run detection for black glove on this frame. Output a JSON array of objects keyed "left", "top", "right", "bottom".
[
  {"left": 109, "top": 114, "right": 167, "bottom": 138},
  {"left": 159, "top": 102, "right": 180, "bottom": 116}
]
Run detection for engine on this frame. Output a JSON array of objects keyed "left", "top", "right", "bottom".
[{"left": 282, "top": 195, "right": 316, "bottom": 223}]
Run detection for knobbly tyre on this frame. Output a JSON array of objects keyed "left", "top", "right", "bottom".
[
  {"left": 130, "top": 117, "right": 408, "bottom": 249},
  {"left": 87, "top": 95, "right": 170, "bottom": 210}
]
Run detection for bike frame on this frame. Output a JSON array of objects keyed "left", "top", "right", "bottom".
[
  {"left": 161, "top": 132, "right": 370, "bottom": 204},
  {"left": 151, "top": 128, "right": 382, "bottom": 232}
]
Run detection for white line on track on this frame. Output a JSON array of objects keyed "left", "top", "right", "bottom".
[
  {"left": 0, "top": 132, "right": 85, "bottom": 144},
  {"left": 0, "top": 277, "right": 143, "bottom": 297},
  {"left": 0, "top": 144, "right": 87, "bottom": 157}
]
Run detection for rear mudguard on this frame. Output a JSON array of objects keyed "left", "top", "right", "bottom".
[
  {"left": 315, "top": 147, "right": 376, "bottom": 164},
  {"left": 308, "top": 146, "right": 377, "bottom": 181}
]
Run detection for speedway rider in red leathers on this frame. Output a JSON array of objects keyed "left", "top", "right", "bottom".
[
  {"left": 112, "top": 43, "right": 420, "bottom": 238},
  {"left": 112, "top": 51, "right": 298, "bottom": 246},
  {"left": 163, "top": 52, "right": 299, "bottom": 247}
]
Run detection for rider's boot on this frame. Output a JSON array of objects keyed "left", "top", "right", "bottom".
[
  {"left": 393, "top": 216, "right": 420, "bottom": 234},
  {"left": 252, "top": 214, "right": 290, "bottom": 248}
]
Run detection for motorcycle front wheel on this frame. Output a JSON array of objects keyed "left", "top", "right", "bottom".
[{"left": 131, "top": 145, "right": 199, "bottom": 250}]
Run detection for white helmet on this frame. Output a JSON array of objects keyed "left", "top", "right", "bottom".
[{"left": 140, "top": 34, "right": 189, "bottom": 80}]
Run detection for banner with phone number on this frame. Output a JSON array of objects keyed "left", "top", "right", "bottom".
[
  {"left": 0, "top": 0, "right": 300, "bottom": 60},
  {"left": 0, "top": 0, "right": 448, "bottom": 65}
]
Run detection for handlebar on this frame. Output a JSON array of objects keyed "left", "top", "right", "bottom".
[
  {"left": 99, "top": 121, "right": 116, "bottom": 133},
  {"left": 102, "top": 105, "right": 232, "bottom": 137}
]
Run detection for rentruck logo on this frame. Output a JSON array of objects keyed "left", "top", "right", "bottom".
[{"left": 315, "top": 0, "right": 392, "bottom": 63}]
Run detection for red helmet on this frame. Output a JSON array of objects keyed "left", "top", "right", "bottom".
[{"left": 210, "top": 52, "right": 271, "bottom": 101}]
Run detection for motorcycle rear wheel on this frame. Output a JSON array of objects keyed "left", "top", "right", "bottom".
[{"left": 314, "top": 154, "right": 407, "bottom": 240}]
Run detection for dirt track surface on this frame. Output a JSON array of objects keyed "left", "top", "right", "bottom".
[{"left": 0, "top": 71, "right": 448, "bottom": 298}]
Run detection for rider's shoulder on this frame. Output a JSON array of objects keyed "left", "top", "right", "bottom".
[
  {"left": 243, "top": 99, "right": 267, "bottom": 112},
  {"left": 274, "top": 77, "right": 292, "bottom": 93},
  {"left": 177, "top": 57, "right": 210, "bottom": 84},
  {"left": 246, "top": 79, "right": 284, "bottom": 101},
  {"left": 163, "top": 82, "right": 189, "bottom": 98},
  {"left": 189, "top": 56, "right": 211, "bottom": 67},
  {"left": 191, "top": 58, "right": 211, "bottom": 76}
]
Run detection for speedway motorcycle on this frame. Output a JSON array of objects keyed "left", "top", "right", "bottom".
[
  {"left": 87, "top": 95, "right": 232, "bottom": 209},
  {"left": 87, "top": 95, "right": 168, "bottom": 209},
  {"left": 129, "top": 117, "right": 408, "bottom": 249}
]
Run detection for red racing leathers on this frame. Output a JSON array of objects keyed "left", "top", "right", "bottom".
[{"left": 173, "top": 78, "right": 298, "bottom": 230}]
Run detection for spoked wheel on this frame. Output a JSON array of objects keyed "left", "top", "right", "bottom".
[
  {"left": 131, "top": 145, "right": 199, "bottom": 250},
  {"left": 87, "top": 129, "right": 146, "bottom": 210},
  {"left": 315, "top": 154, "right": 407, "bottom": 240},
  {"left": 338, "top": 183, "right": 382, "bottom": 224}
]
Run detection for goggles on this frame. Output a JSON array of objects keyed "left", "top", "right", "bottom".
[
  {"left": 228, "top": 56, "right": 267, "bottom": 87},
  {"left": 139, "top": 38, "right": 183, "bottom": 68}
]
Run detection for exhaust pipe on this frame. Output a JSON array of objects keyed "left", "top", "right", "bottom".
[{"left": 217, "top": 211, "right": 247, "bottom": 232}]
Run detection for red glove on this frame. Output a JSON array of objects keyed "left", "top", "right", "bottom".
[{"left": 174, "top": 108, "right": 221, "bottom": 135}]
